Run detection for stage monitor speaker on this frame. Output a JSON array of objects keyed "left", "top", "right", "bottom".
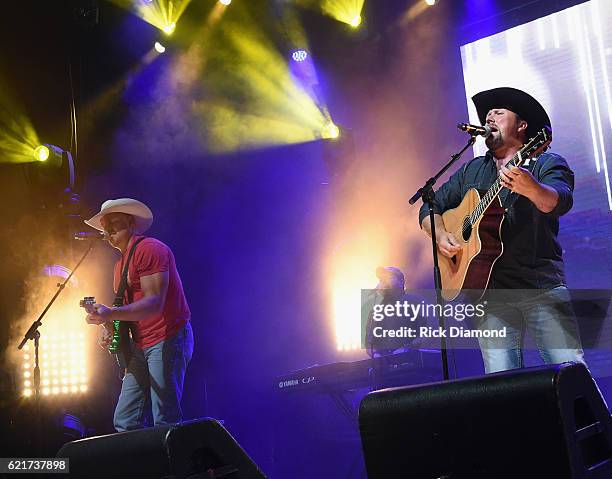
[
  {"left": 359, "top": 363, "right": 612, "bottom": 479},
  {"left": 56, "top": 417, "right": 266, "bottom": 479}
]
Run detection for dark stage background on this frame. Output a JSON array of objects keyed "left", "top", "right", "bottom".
[{"left": 0, "top": 1, "right": 609, "bottom": 477}]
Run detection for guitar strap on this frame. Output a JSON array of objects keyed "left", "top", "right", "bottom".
[{"left": 113, "top": 236, "right": 147, "bottom": 367}]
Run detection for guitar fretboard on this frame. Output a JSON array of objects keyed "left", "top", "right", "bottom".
[{"left": 468, "top": 150, "right": 524, "bottom": 226}]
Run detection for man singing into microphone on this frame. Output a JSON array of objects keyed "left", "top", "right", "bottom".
[
  {"left": 419, "top": 87, "right": 585, "bottom": 373},
  {"left": 83, "top": 198, "right": 193, "bottom": 431}
]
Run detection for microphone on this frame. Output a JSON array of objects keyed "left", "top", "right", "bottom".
[
  {"left": 74, "top": 231, "right": 107, "bottom": 241},
  {"left": 457, "top": 123, "right": 492, "bottom": 138}
]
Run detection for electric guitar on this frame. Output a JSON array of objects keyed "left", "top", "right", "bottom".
[
  {"left": 80, "top": 296, "right": 131, "bottom": 369},
  {"left": 438, "top": 127, "right": 553, "bottom": 301}
]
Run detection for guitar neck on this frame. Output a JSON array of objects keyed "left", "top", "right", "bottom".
[{"left": 469, "top": 150, "right": 526, "bottom": 225}]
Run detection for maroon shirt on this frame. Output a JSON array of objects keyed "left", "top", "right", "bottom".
[{"left": 113, "top": 235, "right": 191, "bottom": 348}]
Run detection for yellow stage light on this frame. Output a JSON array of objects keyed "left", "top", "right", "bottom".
[
  {"left": 110, "top": 0, "right": 192, "bottom": 35},
  {"left": 321, "top": 0, "right": 365, "bottom": 28},
  {"left": 42, "top": 388, "right": 50, "bottom": 396},
  {"left": 219, "top": 0, "right": 231, "bottom": 5},
  {"left": 31, "top": 143, "right": 66, "bottom": 169},
  {"left": 322, "top": 121, "right": 340, "bottom": 140},
  {"left": 162, "top": 21, "right": 176, "bottom": 35},
  {"left": 197, "top": 4, "right": 332, "bottom": 151},
  {"left": 34, "top": 145, "right": 49, "bottom": 162},
  {"left": 23, "top": 389, "right": 32, "bottom": 397}
]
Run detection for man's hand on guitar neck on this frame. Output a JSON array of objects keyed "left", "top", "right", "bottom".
[
  {"left": 85, "top": 303, "right": 113, "bottom": 325},
  {"left": 421, "top": 215, "right": 462, "bottom": 258},
  {"left": 500, "top": 164, "right": 560, "bottom": 213}
]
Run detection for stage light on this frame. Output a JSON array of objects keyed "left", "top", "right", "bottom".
[
  {"left": 34, "top": 145, "right": 49, "bottom": 162},
  {"left": 199, "top": 7, "right": 332, "bottom": 152},
  {"left": 19, "top": 284, "right": 89, "bottom": 400},
  {"left": 219, "top": 0, "right": 231, "bottom": 5},
  {"left": 154, "top": 41, "right": 166, "bottom": 53},
  {"left": 28, "top": 144, "right": 75, "bottom": 190},
  {"left": 162, "top": 21, "right": 176, "bottom": 35},
  {"left": 425, "top": 0, "right": 437, "bottom": 5},
  {"left": 322, "top": 121, "right": 340, "bottom": 140},
  {"left": 292, "top": 50, "right": 308, "bottom": 62},
  {"left": 112, "top": 0, "right": 192, "bottom": 36},
  {"left": 39, "top": 143, "right": 63, "bottom": 167},
  {"left": 321, "top": 0, "right": 365, "bottom": 28}
]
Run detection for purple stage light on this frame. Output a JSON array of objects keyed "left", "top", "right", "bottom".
[{"left": 292, "top": 50, "right": 308, "bottom": 62}]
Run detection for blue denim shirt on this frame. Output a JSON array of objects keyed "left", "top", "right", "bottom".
[{"left": 418, "top": 151, "right": 574, "bottom": 289}]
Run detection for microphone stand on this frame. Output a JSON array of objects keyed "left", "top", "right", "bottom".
[
  {"left": 409, "top": 134, "right": 477, "bottom": 381},
  {"left": 17, "top": 241, "right": 96, "bottom": 454}
]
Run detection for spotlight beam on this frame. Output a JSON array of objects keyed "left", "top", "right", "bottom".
[
  {"left": 321, "top": 0, "right": 366, "bottom": 27},
  {"left": 109, "top": 0, "right": 193, "bottom": 35}
]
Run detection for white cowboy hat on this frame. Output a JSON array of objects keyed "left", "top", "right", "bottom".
[{"left": 84, "top": 198, "right": 153, "bottom": 234}]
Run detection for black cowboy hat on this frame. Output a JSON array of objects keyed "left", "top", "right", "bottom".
[{"left": 472, "top": 87, "right": 551, "bottom": 142}]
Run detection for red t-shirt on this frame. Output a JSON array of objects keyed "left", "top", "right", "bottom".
[{"left": 113, "top": 235, "right": 191, "bottom": 349}]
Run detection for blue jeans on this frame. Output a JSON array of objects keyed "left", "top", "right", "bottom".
[
  {"left": 476, "top": 287, "right": 586, "bottom": 373},
  {"left": 114, "top": 321, "right": 194, "bottom": 431}
]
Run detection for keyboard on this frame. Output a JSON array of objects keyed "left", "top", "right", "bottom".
[{"left": 275, "top": 349, "right": 442, "bottom": 394}]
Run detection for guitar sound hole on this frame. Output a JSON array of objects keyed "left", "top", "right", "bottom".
[{"left": 462, "top": 219, "right": 472, "bottom": 241}]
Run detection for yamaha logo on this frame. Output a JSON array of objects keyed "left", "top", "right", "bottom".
[{"left": 278, "top": 379, "right": 299, "bottom": 389}]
